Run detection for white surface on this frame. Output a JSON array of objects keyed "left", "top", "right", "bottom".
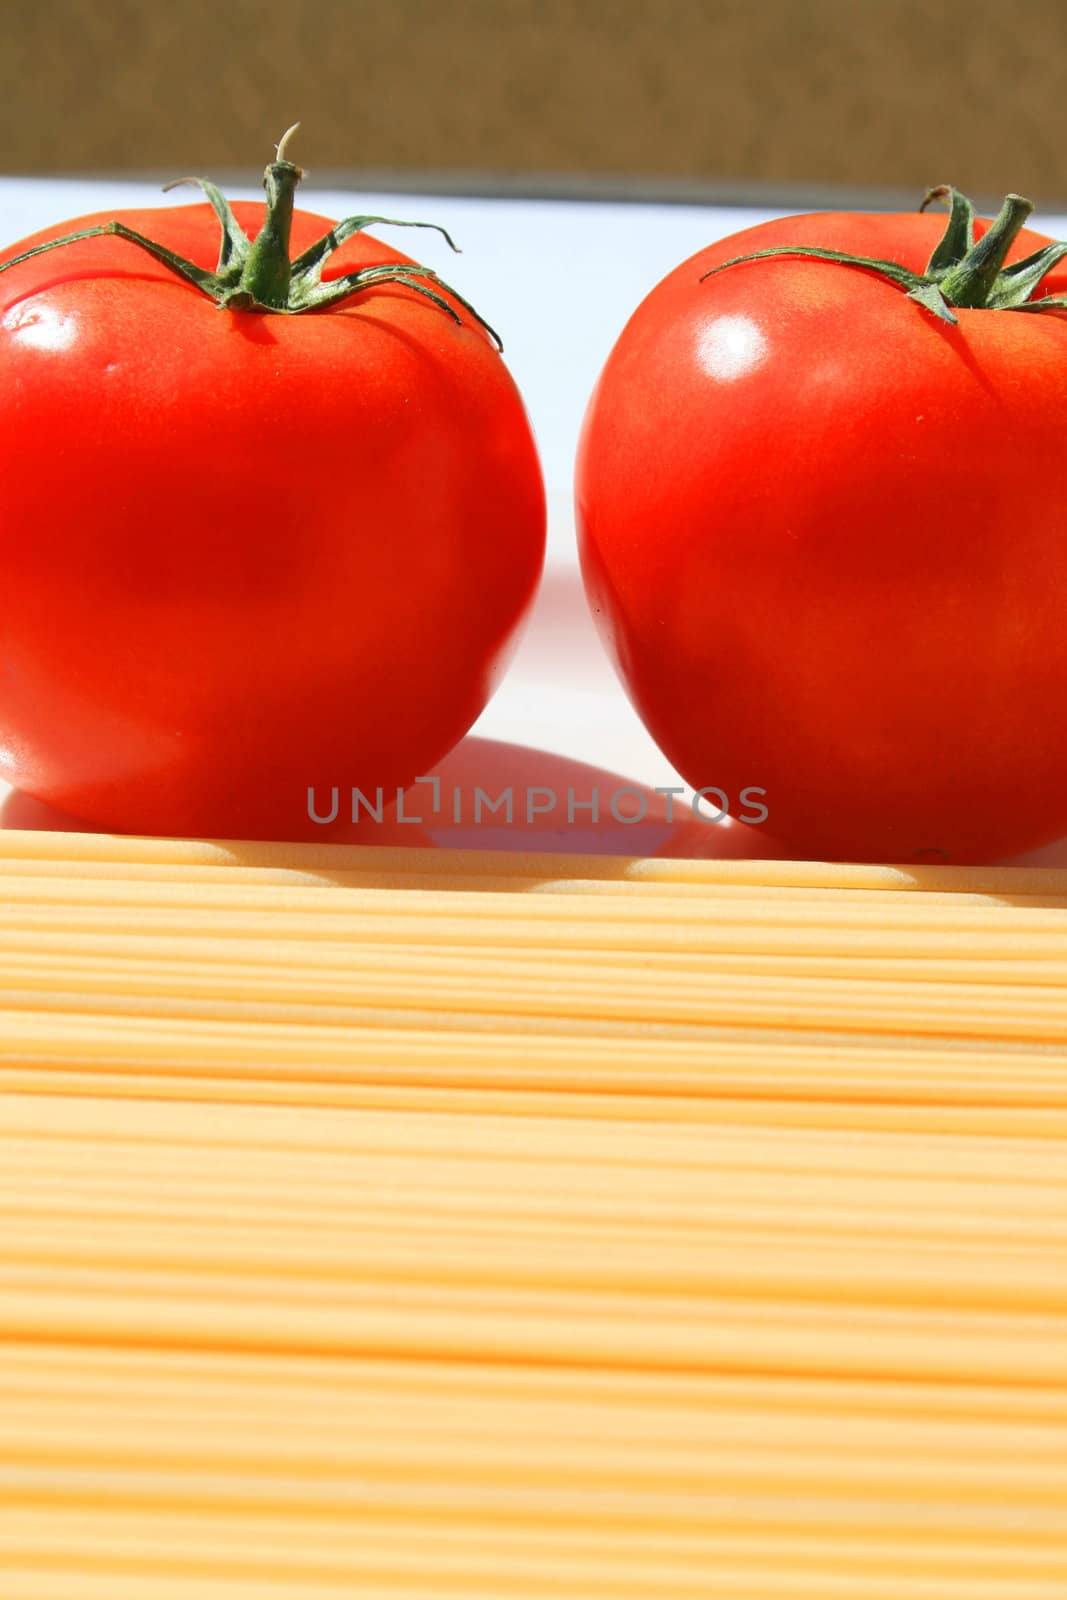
[{"left": 2, "top": 178, "right": 1066, "bottom": 862}]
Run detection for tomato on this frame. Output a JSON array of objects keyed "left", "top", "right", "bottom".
[
  {"left": 0, "top": 149, "right": 544, "bottom": 840},
  {"left": 576, "top": 194, "right": 1067, "bottom": 864}
]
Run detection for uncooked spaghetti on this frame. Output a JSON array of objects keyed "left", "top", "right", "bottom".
[{"left": 1, "top": 830, "right": 1065, "bottom": 1598}]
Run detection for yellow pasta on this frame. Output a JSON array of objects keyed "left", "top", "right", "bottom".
[{"left": 1, "top": 828, "right": 1066, "bottom": 1597}]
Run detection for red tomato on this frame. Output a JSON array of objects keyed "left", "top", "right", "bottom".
[
  {"left": 0, "top": 192, "right": 544, "bottom": 839},
  {"left": 576, "top": 203, "right": 1067, "bottom": 864}
]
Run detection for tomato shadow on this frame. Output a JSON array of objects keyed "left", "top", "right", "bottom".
[
  {"left": 6, "top": 748, "right": 1066, "bottom": 896},
  {"left": 0, "top": 733, "right": 786, "bottom": 882},
  {"left": 418, "top": 735, "right": 782, "bottom": 860}
]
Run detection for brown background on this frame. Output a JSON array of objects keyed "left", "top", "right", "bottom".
[{"left": 3, "top": 0, "right": 1066, "bottom": 203}]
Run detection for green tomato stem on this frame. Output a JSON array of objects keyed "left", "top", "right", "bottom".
[
  {"left": 937, "top": 193, "right": 1033, "bottom": 308},
  {"left": 239, "top": 153, "right": 302, "bottom": 310}
]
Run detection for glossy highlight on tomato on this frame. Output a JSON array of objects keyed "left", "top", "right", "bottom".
[
  {"left": 576, "top": 199, "right": 1067, "bottom": 864},
  {"left": 0, "top": 178, "right": 545, "bottom": 839}
]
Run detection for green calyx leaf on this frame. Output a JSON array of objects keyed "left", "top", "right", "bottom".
[
  {"left": 700, "top": 184, "right": 1067, "bottom": 326},
  {"left": 919, "top": 185, "right": 975, "bottom": 277},
  {"left": 701, "top": 244, "right": 928, "bottom": 296},
  {"left": 0, "top": 124, "right": 502, "bottom": 350},
  {"left": 986, "top": 243, "right": 1067, "bottom": 308},
  {"left": 906, "top": 279, "right": 955, "bottom": 323}
]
